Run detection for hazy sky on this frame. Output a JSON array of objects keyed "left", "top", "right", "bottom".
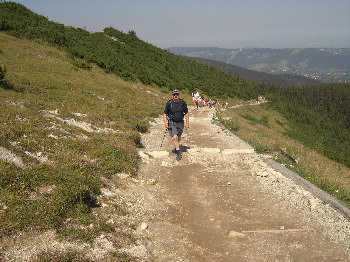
[{"left": 10, "top": 0, "right": 350, "bottom": 49}]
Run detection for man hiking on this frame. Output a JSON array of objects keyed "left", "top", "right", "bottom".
[{"left": 163, "top": 89, "right": 189, "bottom": 161}]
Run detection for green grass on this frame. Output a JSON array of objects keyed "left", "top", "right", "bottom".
[
  {"left": 0, "top": 32, "right": 165, "bottom": 236},
  {"left": 274, "top": 155, "right": 350, "bottom": 205},
  {"left": 57, "top": 220, "right": 114, "bottom": 243}
]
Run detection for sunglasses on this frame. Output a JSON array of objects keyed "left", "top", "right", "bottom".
[{"left": 173, "top": 94, "right": 179, "bottom": 96}]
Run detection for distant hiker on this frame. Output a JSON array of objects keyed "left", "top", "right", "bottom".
[
  {"left": 192, "top": 90, "right": 200, "bottom": 111},
  {"left": 163, "top": 89, "right": 189, "bottom": 161},
  {"left": 208, "top": 98, "right": 212, "bottom": 108}
]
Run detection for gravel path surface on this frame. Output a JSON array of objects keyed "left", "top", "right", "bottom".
[{"left": 130, "top": 107, "right": 350, "bottom": 261}]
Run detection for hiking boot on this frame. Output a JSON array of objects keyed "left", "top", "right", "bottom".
[
  {"left": 173, "top": 148, "right": 181, "bottom": 154},
  {"left": 176, "top": 150, "right": 182, "bottom": 161}
]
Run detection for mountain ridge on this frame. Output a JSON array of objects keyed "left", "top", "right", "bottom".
[
  {"left": 169, "top": 47, "right": 350, "bottom": 83},
  {"left": 189, "top": 57, "right": 321, "bottom": 87}
]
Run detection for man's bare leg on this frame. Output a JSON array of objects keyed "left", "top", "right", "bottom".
[{"left": 173, "top": 135, "right": 180, "bottom": 151}]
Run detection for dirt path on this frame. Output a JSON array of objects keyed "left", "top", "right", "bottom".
[
  {"left": 125, "top": 107, "right": 350, "bottom": 261},
  {"left": 2, "top": 107, "right": 349, "bottom": 261}
]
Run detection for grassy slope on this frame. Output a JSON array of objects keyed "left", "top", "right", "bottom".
[
  {"left": 0, "top": 32, "right": 166, "bottom": 235},
  {"left": 0, "top": 3, "right": 349, "bottom": 248},
  {"left": 218, "top": 103, "right": 350, "bottom": 205}
]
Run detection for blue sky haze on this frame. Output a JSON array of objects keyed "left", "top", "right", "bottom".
[{"left": 9, "top": 0, "right": 350, "bottom": 49}]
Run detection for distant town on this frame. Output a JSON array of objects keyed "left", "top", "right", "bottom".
[
  {"left": 170, "top": 47, "right": 350, "bottom": 83},
  {"left": 269, "top": 67, "right": 350, "bottom": 83}
]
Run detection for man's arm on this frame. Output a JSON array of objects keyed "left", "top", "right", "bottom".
[
  {"left": 163, "top": 113, "right": 168, "bottom": 128},
  {"left": 185, "top": 113, "right": 189, "bottom": 130}
]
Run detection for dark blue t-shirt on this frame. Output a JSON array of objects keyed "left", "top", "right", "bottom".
[{"left": 164, "top": 99, "right": 188, "bottom": 122}]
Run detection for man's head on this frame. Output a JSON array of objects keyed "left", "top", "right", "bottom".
[{"left": 172, "top": 89, "right": 180, "bottom": 101}]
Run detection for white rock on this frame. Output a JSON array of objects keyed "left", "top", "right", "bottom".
[
  {"left": 256, "top": 171, "right": 268, "bottom": 177},
  {"left": 117, "top": 173, "right": 130, "bottom": 179},
  {"left": 0, "top": 146, "right": 25, "bottom": 168},
  {"left": 309, "top": 198, "right": 319, "bottom": 211},
  {"left": 147, "top": 151, "right": 169, "bottom": 158},
  {"left": 101, "top": 188, "right": 120, "bottom": 197},
  {"left": 138, "top": 151, "right": 150, "bottom": 160},
  {"left": 91, "top": 235, "right": 116, "bottom": 257},
  {"left": 119, "top": 245, "right": 150, "bottom": 259},
  {"left": 140, "top": 222, "right": 148, "bottom": 231},
  {"left": 187, "top": 147, "right": 201, "bottom": 154},
  {"left": 161, "top": 161, "right": 173, "bottom": 167},
  {"left": 229, "top": 231, "right": 246, "bottom": 237},
  {"left": 202, "top": 148, "right": 221, "bottom": 153},
  {"left": 38, "top": 185, "right": 57, "bottom": 195}
]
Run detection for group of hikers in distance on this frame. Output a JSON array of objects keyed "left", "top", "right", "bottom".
[{"left": 191, "top": 90, "right": 218, "bottom": 111}]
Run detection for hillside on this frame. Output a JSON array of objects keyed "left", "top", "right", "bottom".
[
  {"left": 0, "top": 31, "right": 169, "bottom": 260},
  {"left": 190, "top": 57, "right": 321, "bottom": 87},
  {"left": 170, "top": 47, "right": 350, "bottom": 83},
  {"left": 0, "top": 2, "right": 261, "bottom": 100},
  {"left": 0, "top": 2, "right": 350, "bottom": 260}
]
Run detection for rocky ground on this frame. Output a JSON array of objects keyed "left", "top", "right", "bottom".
[
  {"left": 126, "top": 107, "right": 350, "bottom": 261},
  {"left": 1, "top": 107, "right": 350, "bottom": 261}
]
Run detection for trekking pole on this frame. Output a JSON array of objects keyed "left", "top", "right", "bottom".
[{"left": 160, "top": 128, "right": 167, "bottom": 148}]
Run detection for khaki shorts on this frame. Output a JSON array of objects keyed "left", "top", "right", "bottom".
[{"left": 168, "top": 121, "right": 184, "bottom": 137}]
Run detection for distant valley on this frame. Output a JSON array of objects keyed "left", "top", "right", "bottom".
[{"left": 169, "top": 47, "right": 350, "bottom": 83}]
